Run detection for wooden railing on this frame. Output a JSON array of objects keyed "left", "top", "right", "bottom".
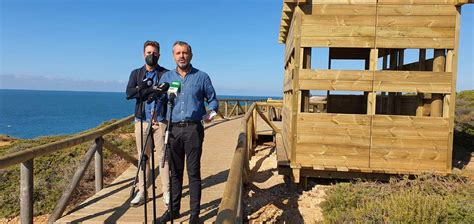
[
  {"left": 0, "top": 115, "right": 136, "bottom": 224},
  {"left": 0, "top": 98, "right": 273, "bottom": 224},
  {"left": 217, "top": 98, "right": 267, "bottom": 118},
  {"left": 216, "top": 101, "right": 283, "bottom": 223}
]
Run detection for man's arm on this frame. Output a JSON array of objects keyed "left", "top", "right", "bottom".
[
  {"left": 204, "top": 75, "right": 218, "bottom": 112},
  {"left": 126, "top": 70, "right": 140, "bottom": 100}
]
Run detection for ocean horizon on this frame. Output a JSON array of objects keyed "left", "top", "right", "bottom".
[{"left": 0, "top": 89, "right": 282, "bottom": 139}]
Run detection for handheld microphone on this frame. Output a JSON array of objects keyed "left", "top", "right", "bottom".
[
  {"left": 167, "top": 81, "right": 181, "bottom": 101},
  {"left": 146, "top": 82, "right": 170, "bottom": 104},
  {"left": 137, "top": 77, "right": 154, "bottom": 92},
  {"left": 153, "top": 82, "right": 170, "bottom": 93}
]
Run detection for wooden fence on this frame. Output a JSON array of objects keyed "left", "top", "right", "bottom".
[
  {"left": 216, "top": 101, "right": 283, "bottom": 223},
  {"left": 0, "top": 115, "right": 136, "bottom": 224},
  {"left": 0, "top": 98, "right": 270, "bottom": 224}
]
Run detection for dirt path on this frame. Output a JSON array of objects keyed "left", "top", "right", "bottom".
[{"left": 244, "top": 143, "right": 330, "bottom": 223}]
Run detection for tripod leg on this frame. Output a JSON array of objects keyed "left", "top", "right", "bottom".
[{"left": 149, "top": 125, "right": 158, "bottom": 223}]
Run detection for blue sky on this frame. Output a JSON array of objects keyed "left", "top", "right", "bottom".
[{"left": 1, "top": 0, "right": 473, "bottom": 96}]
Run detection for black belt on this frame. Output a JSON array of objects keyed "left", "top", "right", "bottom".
[{"left": 171, "top": 120, "right": 201, "bottom": 127}]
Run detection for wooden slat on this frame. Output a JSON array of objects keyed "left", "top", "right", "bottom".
[
  {"left": 370, "top": 149, "right": 447, "bottom": 171},
  {"left": 377, "top": 27, "right": 455, "bottom": 38},
  {"left": 377, "top": 16, "right": 456, "bottom": 27},
  {"left": 301, "top": 36, "right": 375, "bottom": 48},
  {"left": 374, "top": 71, "right": 452, "bottom": 82},
  {"left": 376, "top": 37, "right": 454, "bottom": 49},
  {"left": 373, "top": 71, "right": 452, "bottom": 93},
  {"left": 372, "top": 126, "right": 449, "bottom": 138},
  {"left": 377, "top": 5, "right": 458, "bottom": 16},
  {"left": 296, "top": 144, "right": 369, "bottom": 167},
  {"left": 372, "top": 136, "right": 448, "bottom": 149},
  {"left": 378, "top": 0, "right": 456, "bottom": 4},
  {"left": 297, "top": 133, "right": 370, "bottom": 145},
  {"left": 310, "top": 4, "right": 376, "bottom": 15},
  {"left": 302, "top": 25, "right": 375, "bottom": 37},
  {"left": 300, "top": 79, "right": 373, "bottom": 91},
  {"left": 302, "top": 15, "right": 376, "bottom": 26},
  {"left": 372, "top": 115, "right": 450, "bottom": 128},
  {"left": 297, "top": 124, "right": 370, "bottom": 136},
  {"left": 312, "top": 0, "right": 376, "bottom": 4},
  {"left": 299, "top": 69, "right": 373, "bottom": 80},
  {"left": 298, "top": 113, "right": 371, "bottom": 125}
]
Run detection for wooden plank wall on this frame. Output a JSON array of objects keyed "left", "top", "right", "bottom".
[
  {"left": 296, "top": 113, "right": 370, "bottom": 168},
  {"left": 280, "top": 0, "right": 461, "bottom": 175},
  {"left": 376, "top": 1, "right": 457, "bottom": 49},
  {"left": 300, "top": 3, "right": 376, "bottom": 48},
  {"left": 370, "top": 115, "right": 449, "bottom": 172}
]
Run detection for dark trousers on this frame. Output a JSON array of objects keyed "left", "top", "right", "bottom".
[{"left": 169, "top": 123, "right": 204, "bottom": 216}]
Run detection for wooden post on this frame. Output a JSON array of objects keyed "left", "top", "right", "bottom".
[
  {"left": 445, "top": 7, "right": 461, "bottom": 173},
  {"left": 252, "top": 106, "right": 257, "bottom": 142},
  {"left": 225, "top": 101, "right": 228, "bottom": 118},
  {"left": 419, "top": 49, "right": 426, "bottom": 71},
  {"left": 20, "top": 159, "right": 33, "bottom": 224},
  {"left": 398, "top": 49, "right": 405, "bottom": 69},
  {"left": 301, "top": 47, "right": 311, "bottom": 112},
  {"left": 394, "top": 50, "right": 404, "bottom": 114},
  {"left": 416, "top": 49, "right": 427, "bottom": 116},
  {"left": 236, "top": 101, "right": 240, "bottom": 116},
  {"left": 387, "top": 50, "right": 397, "bottom": 114},
  {"left": 431, "top": 49, "right": 446, "bottom": 117},
  {"left": 367, "top": 49, "right": 378, "bottom": 115},
  {"left": 48, "top": 138, "right": 101, "bottom": 223},
  {"left": 94, "top": 137, "right": 104, "bottom": 193}
]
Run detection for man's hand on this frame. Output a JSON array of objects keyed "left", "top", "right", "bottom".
[{"left": 203, "top": 110, "right": 217, "bottom": 123}]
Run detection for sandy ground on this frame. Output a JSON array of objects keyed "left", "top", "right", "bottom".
[{"left": 244, "top": 143, "right": 331, "bottom": 223}]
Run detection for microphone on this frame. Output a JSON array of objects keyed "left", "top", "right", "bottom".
[
  {"left": 126, "top": 77, "right": 154, "bottom": 100},
  {"left": 167, "top": 81, "right": 181, "bottom": 101},
  {"left": 153, "top": 82, "right": 170, "bottom": 93},
  {"left": 146, "top": 82, "right": 170, "bottom": 103},
  {"left": 138, "top": 77, "right": 154, "bottom": 91}
]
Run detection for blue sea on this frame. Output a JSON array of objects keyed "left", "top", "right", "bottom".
[{"left": 0, "top": 89, "right": 280, "bottom": 139}]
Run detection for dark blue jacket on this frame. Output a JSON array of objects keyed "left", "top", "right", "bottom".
[{"left": 126, "top": 65, "right": 168, "bottom": 119}]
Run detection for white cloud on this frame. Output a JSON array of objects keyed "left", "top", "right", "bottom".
[{"left": 0, "top": 74, "right": 127, "bottom": 92}]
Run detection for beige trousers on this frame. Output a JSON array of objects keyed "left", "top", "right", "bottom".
[{"left": 134, "top": 121, "right": 169, "bottom": 195}]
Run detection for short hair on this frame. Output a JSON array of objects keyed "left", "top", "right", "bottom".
[
  {"left": 143, "top": 40, "right": 160, "bottom": 52},
  {"left": 172, "top": 41, "right": 192, "bottom": 54}
]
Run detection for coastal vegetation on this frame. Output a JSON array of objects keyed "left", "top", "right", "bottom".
[
  {"left": 320, "top": 174, "right": 474, "bottom": 223},
  {"left": 0, "top": 120, "right": 135, "bottom": 219}
]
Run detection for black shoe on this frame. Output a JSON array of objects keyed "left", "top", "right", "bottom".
[
  {"left": 158, "top": 210, "right": 179, "bottom": 223},
  {"left": 189, "top": 214, "right": 201, "bottom": 224}
]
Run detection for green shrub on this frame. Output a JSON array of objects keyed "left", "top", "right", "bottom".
[{"left": 321, "top": 174, "right": 474, "bottom": 223}]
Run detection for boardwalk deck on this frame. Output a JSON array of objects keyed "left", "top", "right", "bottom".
[{"left": 55, "top": 116, "right": 280, "bottom": 223}]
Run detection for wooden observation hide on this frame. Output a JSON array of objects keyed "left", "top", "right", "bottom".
[{"left": 278, "top": 0, "right": 472, "bottom": 182}]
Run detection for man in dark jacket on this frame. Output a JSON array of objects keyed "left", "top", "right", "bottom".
[{"left": 126, "top": 40, "right": 170, "bottom": 207}]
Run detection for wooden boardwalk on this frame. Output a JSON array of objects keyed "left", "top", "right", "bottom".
[{"left": 55, "top": 117, "right": 278, "bottom": 223}]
